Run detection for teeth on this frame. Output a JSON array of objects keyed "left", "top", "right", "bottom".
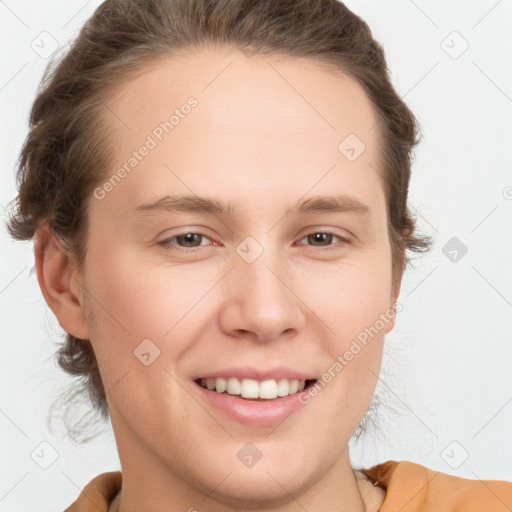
[
  {"left": 241, "top": 378, "right": 259, "bottom": 398},
  {"left": 277, "top": 378, "right": 290, "bottom": 397},
  {"left": 259, "top": 379, "right": 278, "bottom": 399},
  {"left": 226, "top": 377, "right": 241, "bottom": 395},
  {"left": 215, "top": 377, "right": 226, "bottom": 393},
  {"left": 199, "top": 377, "right": 308, "bottom": 400}
]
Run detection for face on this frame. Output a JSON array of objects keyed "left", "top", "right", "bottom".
[{"left": 74, "top": 48, "right": 398, "bottom": 507}]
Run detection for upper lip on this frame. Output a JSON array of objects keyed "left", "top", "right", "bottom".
[{"left": 193, "top": 366, "right": 317, "bottom": 382}]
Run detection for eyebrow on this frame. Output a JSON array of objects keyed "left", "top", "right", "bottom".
[{"left": 132, "top": 193, "right": 372, "bottom": 218}]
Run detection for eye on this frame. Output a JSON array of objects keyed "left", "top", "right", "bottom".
[
  {"left": 157, "top": 230, "right": 350, "bottom": 253},
  {"left": 297, "top": 231, "right": 350, "bottom": 249},
  {"left": 158, "top": 232, "right": 214, "bottom": 251}
]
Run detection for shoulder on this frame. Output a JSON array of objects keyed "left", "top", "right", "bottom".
[
  {"left": 358, "top": 460, "right": 512, "bottom": 511},
  {"left": 63, "top": 471, "right": 122, "bottom": 512}
]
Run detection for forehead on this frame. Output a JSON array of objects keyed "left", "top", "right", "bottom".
[
  {"left": 106, "top": 47, "right": 379, "bottom": 135},
  {"left": 95, "top": 47, "right": 384, "bottom": 222}
]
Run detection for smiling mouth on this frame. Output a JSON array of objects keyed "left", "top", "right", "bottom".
[{"left": 194, "top": 377, "right": 317, "bottom": 400}]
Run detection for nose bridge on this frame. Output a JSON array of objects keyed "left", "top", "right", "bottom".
[
  {"left": 239, "top": 236, "right": 291, "bottom": 306},
  {"left": 222, "top": 234, "right": 303, "bottom": 340}
]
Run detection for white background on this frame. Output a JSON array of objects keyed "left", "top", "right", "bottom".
[{"left": 1, "top": 0, "right": 511, "bottom": 510}]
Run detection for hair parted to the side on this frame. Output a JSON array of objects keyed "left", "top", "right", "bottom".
[{"left": 6, "top": 0, "right": 433, "bottom": 443}]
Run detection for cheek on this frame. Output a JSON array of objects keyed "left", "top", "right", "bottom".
[
  {"left": 305, "top": 252, "right": 392, "bottom": 395},
  {"left": 81, "top": 248, "right": 220, "bottom": 379},
  {"left": 306, "top": 254, "right": 393, "bottom": 342},
  {"left": 84, "top": 248, "right": 200, "bottom": 337},
  {"left": 83, "top": 232, "right": 393, "bottom": 380}
]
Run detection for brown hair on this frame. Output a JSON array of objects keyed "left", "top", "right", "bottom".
[{"left": 6, "top": 0, "right": 432, "bottom": 443}]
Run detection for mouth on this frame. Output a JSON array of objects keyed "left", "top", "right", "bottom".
[
  {"left": 191, "top": 368, "right": 320, "bottom": 426},
  {"left": 194, "top": 377, "right": 318, "bottom": 401}
]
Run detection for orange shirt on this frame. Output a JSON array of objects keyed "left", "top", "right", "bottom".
[{"left": 64, "top": 460, "right": 512, "bottom": 511}]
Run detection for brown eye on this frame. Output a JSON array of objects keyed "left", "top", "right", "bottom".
[
  {"left": 159, "top": 232, "right": 212, "bottom": 250},
  {"left": 298, "top": 232, "right": 348, "bottom": 249}
]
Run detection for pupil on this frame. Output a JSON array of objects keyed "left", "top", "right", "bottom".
[
  {"left": 310, "top": 233, "right": 331, "bottom": 245},
  {"left": 180, "top": 233, "right": 200, "bottom": 246}
]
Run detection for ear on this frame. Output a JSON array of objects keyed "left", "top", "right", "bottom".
[
  {"left": 34, "top": 224, "right": 90, "bottom": 340},
  {"left": 385, "top": 246, "right": 406, "bottom": 334},
  {"left": 383, "top": 298, "right": 399, "bottom": 334}
]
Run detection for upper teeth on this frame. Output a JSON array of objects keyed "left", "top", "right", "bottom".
[{"left": 199, "top": 377, "right": 306, "bottom": 400}]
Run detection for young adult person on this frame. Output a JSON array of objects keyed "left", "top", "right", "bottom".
[{"left": 6, "top": 1, "right": 512, "bottom": 510}]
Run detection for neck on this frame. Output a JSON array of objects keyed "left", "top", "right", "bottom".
[
  {"left": 108, "top": 412, "right": 379, "bottom": 512},
  {"left": 109, "top": 452, "right": 374, "bottom": 511}
]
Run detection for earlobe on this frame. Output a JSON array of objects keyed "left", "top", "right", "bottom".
[
  {"left": 384, "top": 299, "right": 398, "bottom": 334},
  {"left": 386, "top": 257, "right": 404, "bottom": 335},
  {"left": 34, "top": 224, "right": 90, "bottom": 340}
]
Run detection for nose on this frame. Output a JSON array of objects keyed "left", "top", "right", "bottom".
[{"left": 218, "top": 247, "right": 306, "bottom": 343}]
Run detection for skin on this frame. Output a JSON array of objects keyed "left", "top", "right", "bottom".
[{"left": 35, "top": 47, "right": 400, "bottom": 511}]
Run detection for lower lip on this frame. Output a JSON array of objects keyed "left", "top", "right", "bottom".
[{"left": 193, "top": 381, "right": 312, "bottom": 427}]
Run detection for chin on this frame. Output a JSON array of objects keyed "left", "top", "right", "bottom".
[
  {"left": 188, "top": 444, "right": 321, "bottom": 510},
  {"left": 204, "top": 464, "right": 314, "bottom": 510}
]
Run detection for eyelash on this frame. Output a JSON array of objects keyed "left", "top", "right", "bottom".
[{"left": 157, "top": 231, "right": 350, "bottom": 252}]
